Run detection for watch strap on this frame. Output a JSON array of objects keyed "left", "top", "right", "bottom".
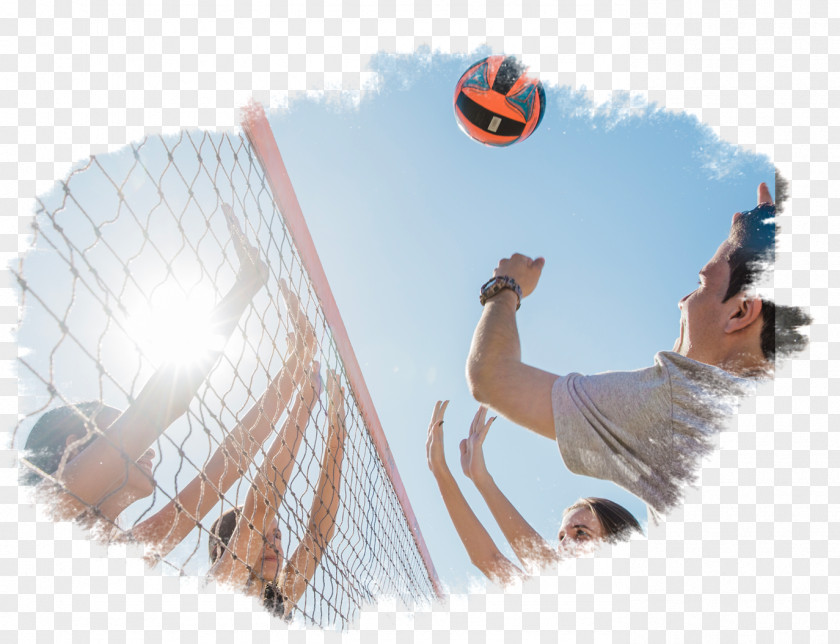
[{"left": 479, "top": 275, "right": 522, "bottom": 310}]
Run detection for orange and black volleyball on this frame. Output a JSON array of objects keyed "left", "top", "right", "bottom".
[{"left": 453, "top": 55, "right": 546, "bottom": 147}]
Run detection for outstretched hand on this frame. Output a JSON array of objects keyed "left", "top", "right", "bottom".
[
  {"left": 326, "top": 369, "right": 347, "bottom": 440},
  {"left": 492, "top": 253, "right": 545, "bottom": 299},
  {"left": 425, "top": 400, "right": 450, "bottom": 476},
  {"left": 280, "top": 279, "right": 318, "bottom": 366},
  {"left": 222, "top": 203, "right": 269, "bottom": 290},
  {"left": 459, "top": 406, "right": 495, "bottom": 483}
]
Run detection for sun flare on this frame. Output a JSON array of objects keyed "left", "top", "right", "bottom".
[{"left": 126, "top": 283, "right": 226, "bottom": 366}]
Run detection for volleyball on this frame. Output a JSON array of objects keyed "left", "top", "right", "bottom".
[{"left": 453, "top": 55, "right": 546, "bottom": 147}]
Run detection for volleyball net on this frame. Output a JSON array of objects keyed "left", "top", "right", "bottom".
[{"left": 13, "top": 105, "right": 440, "bottom": 628}]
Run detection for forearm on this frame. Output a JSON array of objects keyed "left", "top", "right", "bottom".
[
  {"left": 306, "top": 425, "right": 345, "bottom": 545},
  {"left": 465, "top": 292, "right": 559, "bottom": 439},
  {"left": 472, "top": 473, "right": 555, "bottom": 570},
  {"left": 274, "top": 417, "right": 345, "bottom": 607},
  {"left": 56, "top": 275, "right": 264, "bottom": 513},
  {"left": 254, "top": 388, "right": 315, "bottom": 510},
  {"left": 432, "top": 466, "right": 521, "bottom": 585},
  {"left": 466, "top": 293, "right": 522, "bottom": 403},
  {"left": 225, "top": 356, "right": 304, "bottom": 469},
  {"left": 133, "top": 360, "right": 311, "bottom": 554},
  {"left": 209, "top": 273, "right": 263, "bottom": 338}
]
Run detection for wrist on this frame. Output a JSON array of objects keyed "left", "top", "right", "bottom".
[
  {"left": 480, "top": 275, "right": 522, "bottom": 310},
  {"left": 471, "top": 470, "right": 494, "bottom": 489},
  {"left": 432, "top": 462, "right": 453, "bottom": 481},
  {"left": 484, "top": 288, "right": 519, "bottom": 311}
]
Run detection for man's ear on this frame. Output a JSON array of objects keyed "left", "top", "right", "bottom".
[{"left": 724, "top": 294, "right": 763, "bottom": 334}]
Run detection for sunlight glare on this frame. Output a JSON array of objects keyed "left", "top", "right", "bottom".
[{"left": 127, "top": 283, "right": 226, "bottom": 366}]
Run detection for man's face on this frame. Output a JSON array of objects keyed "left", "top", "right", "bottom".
[{"left": 673, "top": 239, "right": 735, "bottom": 364}]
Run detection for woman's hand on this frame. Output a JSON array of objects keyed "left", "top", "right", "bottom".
[
  {"left": 280, "top": 279, "right": 318, "bottom": 368},
  {"left": 459, "top": 406, "right": 495, "bottom": 484},
  {"left": 425, "top": 400, "right": 450, "bottom": 477},
  {"left": 222, "top": 203, "right": 269, "bottom": 292},
  {"left": 326, "top": 369, "right": 347, "bottom": 439}
]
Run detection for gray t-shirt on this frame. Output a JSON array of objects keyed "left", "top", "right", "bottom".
[{"left": 551, "top": 351, "right": 754, "bottom": 519}]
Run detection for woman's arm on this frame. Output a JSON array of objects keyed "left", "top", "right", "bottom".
[
  {"left": 131, "top": 278, "right": 319, "bottom": 555},
  {"left": 460, "top": 407, "right": 557, "bottom": 572},
  {"left": 52, "top": 204, "right": 268, "bottom": 519},
  {"left": 277, "top": 369, "right": 347, "bottom": 609},
  {"left": 209, "top": 363, "right": 321, "bottom": 587},
  {"left": 426, "top": 401, "right": 522, "bottom": 586}
]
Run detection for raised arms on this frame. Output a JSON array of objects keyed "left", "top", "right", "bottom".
[
  {"left": 278, "top": 369, "right": 347, "bottom": 608},
  {"left": 459, "top": 406, "right": 557, "bottom": 572},
  {"left": 51, "top": 203, "right": 268, "bottom": 519},
  {"left": 208, "top": 362, "right": 321, "bottom": 588},
  {"left": 426, "top": 401, "right": 523, "bottom": 586}
]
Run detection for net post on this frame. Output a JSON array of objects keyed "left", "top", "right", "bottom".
[{"left": 240, "top": 101, "right": 444, "bottom": 599}]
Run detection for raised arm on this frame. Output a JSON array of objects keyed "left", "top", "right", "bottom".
[
  {"left": 460, "top": 406, "right": 556, "bottom": 572},
  {"left": 278, "top": 369, "right": 347, "bottom": 609},
  {"left": 466, "top": 254, "right": 558, "bottom": 440},
  {"left": 209, "top": 363, "right": 321, "bottom": 587},
  {"left": 426, "top": 401, "right": 522, "bottom": 586},
  {"left": 133, "top": 281, "right": 319, "bottom": 556},
  {"left": 52, "top": 203, "right": 268, "bottom": 518}
]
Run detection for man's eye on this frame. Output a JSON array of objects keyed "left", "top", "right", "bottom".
[{"left": 576, "top": 530, "right": 589, "bottom": 539}]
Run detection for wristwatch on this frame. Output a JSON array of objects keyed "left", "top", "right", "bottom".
[{"left": 479, "top": 275, "right": 522, "bottom": 310}]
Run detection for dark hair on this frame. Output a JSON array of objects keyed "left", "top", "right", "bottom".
[
  {"left": 208, "top": 506, "right": 241, "bottom": 564},
  {"left": 20, "top": 402, "right": 114, "bottom": 486},
  {"left": 724, "top": 174, "right": 811, "bottom": 361},
  {"left": 209, "top": 506, "right": 287, "bottom": 619},
  {"left": 565, "top": 497, "right": 642, "bottom": 543}
]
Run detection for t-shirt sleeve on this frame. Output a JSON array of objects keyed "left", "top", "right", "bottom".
[{"left": 551, "top": 353, "right": 746, "bottom": 514}]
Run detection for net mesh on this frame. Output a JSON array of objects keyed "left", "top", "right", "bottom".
[{"left": 13, "top": 128, "right": 437, "bottom": 628}]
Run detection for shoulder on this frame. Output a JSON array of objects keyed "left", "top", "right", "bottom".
[{"left": 654, "top": 351, "right": 755, "bottom": 401}]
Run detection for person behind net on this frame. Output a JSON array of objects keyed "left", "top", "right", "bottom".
[
  {"left": 20, "top": 204, "right": 319, "bottom": 558},
  {"left": 426, "top": 401, "right": 641, "bottom": 585},
  {"left": 208, "top": 368, "right": 347, "bottom": 619},
  {"left": 466, "top": 181, "right": 812, "bottom": 520}
]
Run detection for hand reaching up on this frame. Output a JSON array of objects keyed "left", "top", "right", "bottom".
[{"left": 459, "top": 406, "right": 495, "bottom": 484}]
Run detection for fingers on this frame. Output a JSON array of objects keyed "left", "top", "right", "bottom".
[
  {"left": 429, "top": 400, "right": 449, "bottom": 431},
  {"left": 280, "top": 280, "right": 318, "bottom": 360},
  {"left": 221, "top": 203, "right": 243, "bottom": 236},
  {"left": 479, "top": 414, "right": 497, "bottom": 440},
  {"left": 469, "top": 406, "right": 486, "bottom": 435},
  {"left": 426, "top": 400, "right": 449, "bottom": 471},
  {"left": 492, "top": 253, "right": 546, "bottom": 298},
  {"left": 459, "top": 439, "right": 467, "bottom": 456},
  {"left": 222, "top": 203, "right": 251, "bottom": 261},
  {"left": 326, "top": 369, "right": 343, "bottom": 401},
  {"left": 758, "top": 182, "right": 774, "bottom": 206}
]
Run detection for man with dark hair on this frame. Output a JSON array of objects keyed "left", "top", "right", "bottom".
[{"left": 466, "top": 182, "right": 810, "bottom": 519}]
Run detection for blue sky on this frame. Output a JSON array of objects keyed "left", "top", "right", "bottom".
[
  {"left": 17, "top": 51, "right": 775, "bottom": 594},
  {"left": 264, "top": 53, "right": 774, "bottom": 590}
]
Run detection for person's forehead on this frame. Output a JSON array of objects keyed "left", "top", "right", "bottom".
[
  {"left": 701, "top": 240, "right": 733, "bottom": 278},
  {"left": 561, "top": 506, "right": 597, "bottom": 527}
]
